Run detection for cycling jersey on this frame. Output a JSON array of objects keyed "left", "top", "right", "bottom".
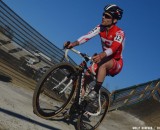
[
  {"left": 77, "top": 25, "right": 125, "bottom": 60},
  {"left": 77, "top": 24, "right": 125, "bottom": 76}
]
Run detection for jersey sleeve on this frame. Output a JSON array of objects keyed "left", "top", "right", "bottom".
[{"left": 77, "top": 25, "right": 100, "bottom": 44}]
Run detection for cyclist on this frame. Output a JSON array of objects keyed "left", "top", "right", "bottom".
[{"left": 65, "top": 4, "right": 125, "bottom": 101}]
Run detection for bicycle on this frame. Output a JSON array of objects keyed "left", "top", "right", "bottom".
[{"left": 32, "top": 47, "right": 110, "bottom": 130}]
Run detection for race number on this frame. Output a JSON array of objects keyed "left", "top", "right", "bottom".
[{"left": 114, "top": 35, "right": 123, "bottom": 43}]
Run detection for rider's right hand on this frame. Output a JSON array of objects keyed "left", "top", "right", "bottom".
[{"left": 64, "top": 41, "right": 73, "bottom": 49}]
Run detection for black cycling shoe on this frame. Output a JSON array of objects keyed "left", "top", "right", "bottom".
[{"left": 87, "top": 90, "right": 98, "bottom": 102}]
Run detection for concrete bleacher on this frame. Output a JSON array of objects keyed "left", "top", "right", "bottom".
[{"left": 0, "top": 0, "right": 75, "bottom": 84}]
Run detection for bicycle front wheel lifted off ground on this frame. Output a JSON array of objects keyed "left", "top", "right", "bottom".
[{"left": 33, "top": 62, "right": 77, "bottom": 119}]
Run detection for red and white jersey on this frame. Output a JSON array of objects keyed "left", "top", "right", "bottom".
[{"left": 77, "top": 25, "right": 125, "bottom": 60}]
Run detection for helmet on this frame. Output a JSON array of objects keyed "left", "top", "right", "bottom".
[{"left": 104, "top": 4, "right": 123, "bottom": 20}]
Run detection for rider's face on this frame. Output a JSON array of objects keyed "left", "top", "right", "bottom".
[{"left": 101, "top": 13, "right": 113, "bottom": 26}]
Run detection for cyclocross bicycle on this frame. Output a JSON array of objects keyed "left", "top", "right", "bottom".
[{"left": 33, "top": 46, "right": 110, "bottom": 130}]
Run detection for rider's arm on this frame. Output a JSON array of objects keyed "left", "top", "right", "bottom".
[
  {"left": 77, "top": 25, "right": 100, "bottom": 45},
  {"left": 68, "top": 25, "right": 100, "bottom": 48},
  {"left": 70, "top": 41, "right": 79, "bottom": 47},
  {"left": 93, "top": 40, "right": 123, "bottom": 63}
]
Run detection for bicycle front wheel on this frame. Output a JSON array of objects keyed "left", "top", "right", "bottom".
[
  {"left": 33, "top": 62, "right": 77, "bottom": 119},
  {"left": 77, "top": 91, "right": 110, "bottom": 130}
]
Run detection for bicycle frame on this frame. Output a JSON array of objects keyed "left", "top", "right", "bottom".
[{"left": 53, "top": 48, "right": 103, "bottom": 116}]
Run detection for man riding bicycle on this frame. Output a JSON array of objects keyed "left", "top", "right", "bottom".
[{"left": 65, "top": 4, "right": 125, "bottom": 101}]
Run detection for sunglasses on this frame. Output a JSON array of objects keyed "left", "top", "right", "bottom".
[{"left": 102, "top": 13, "right": 112, "bottom": 19}]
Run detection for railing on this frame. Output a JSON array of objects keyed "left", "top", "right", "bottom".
[
  {"left": 109, "top": 78, "right": 160, "bottom": 111},
  {"left": 0, "top": 0, "right": 75, "bottom": 88}
]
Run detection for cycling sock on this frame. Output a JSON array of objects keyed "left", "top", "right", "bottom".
[{"left": 94, "top": 81, "right": 102, "bottom": 93}]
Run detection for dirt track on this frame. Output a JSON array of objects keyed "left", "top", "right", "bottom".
[{"left": 0, "top": 80, "right": 147, "bottom": 130}]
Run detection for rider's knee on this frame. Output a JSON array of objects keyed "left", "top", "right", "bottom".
[{"left": 99, "top": 60, "right": 113, "bottom": 70}]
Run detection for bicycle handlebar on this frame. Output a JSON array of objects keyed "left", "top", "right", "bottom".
[
  {"left": 64, "top": 48, "right": 86, "bottom": 61},
  {"left": 64, "top": 48, "right": 96, "bottom": 75}
]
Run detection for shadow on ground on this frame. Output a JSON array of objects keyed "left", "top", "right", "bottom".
[{"left": 0, "top": 108, "right": 60, "bottom": 130}]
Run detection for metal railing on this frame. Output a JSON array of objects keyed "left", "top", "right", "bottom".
[
  {"left": 109, "top": 78, "right": 160, "bottom": 111},
  {"left": 0, "top": 1, "right": 75, "bottom": 86}
]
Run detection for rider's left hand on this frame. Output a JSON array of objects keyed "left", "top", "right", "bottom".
[
  {"left": 64, "top": 41, "right": 72, "bottom": 49},
  {"left": 92, "top": 52, "right": 106, "bottom": 63},
  {"left": 64, "top": 41, "right": 79, "bottom": 49}
]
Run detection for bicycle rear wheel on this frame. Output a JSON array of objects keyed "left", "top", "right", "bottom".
[
  {"left": 77, "top": 91, "right": 110, "bottom": 130},
  {"left": 33, "top": 62, "right": 77, "bottom": 119}
]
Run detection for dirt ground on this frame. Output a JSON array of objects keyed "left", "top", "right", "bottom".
[{"left": 0, "top": 80, "right": 149, "bottom": 130}]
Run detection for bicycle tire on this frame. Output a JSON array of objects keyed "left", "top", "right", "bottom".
[
  {"left": 77, "top": 91, "right": 110, "bottom": 130},
  {"left": 32, "top": 62, "right": 77, "bottom": 119}
]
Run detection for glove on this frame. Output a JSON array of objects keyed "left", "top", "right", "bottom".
[
  {"left": 64, "top": 41, "right": 73, "bottom": 49},
  {"left": 64, "top": 41, "right": 79, "bottom": 49}
]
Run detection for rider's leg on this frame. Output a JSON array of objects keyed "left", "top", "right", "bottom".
[
  {"left": 93, "top": 59, "right": 114, "bottom": 93},
  {"left": 87, "top": 59, "right": 114, "bottom": 101}
]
